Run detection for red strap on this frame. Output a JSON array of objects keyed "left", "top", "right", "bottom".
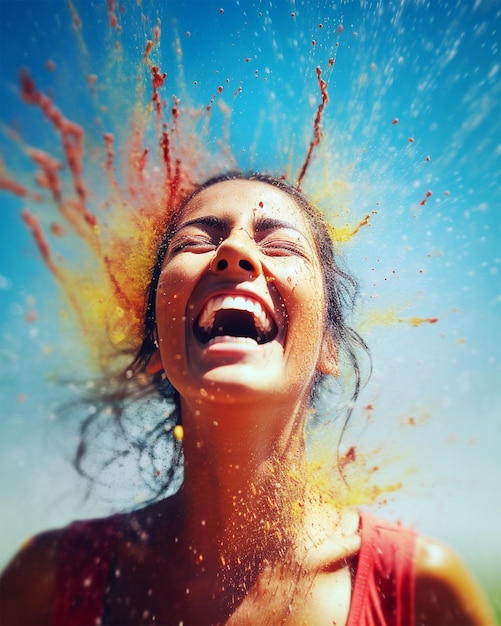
[{"left": 347, "top": 512, "right": 417, "bottom": 626}]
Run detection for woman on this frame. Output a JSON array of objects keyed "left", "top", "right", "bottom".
[{"left": 0, "top": 173, "right": 494, "bottom": 625}]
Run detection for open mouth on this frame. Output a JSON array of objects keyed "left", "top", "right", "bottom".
[{"left": 194, "top": 294, "right": 279, "bottom": 345}]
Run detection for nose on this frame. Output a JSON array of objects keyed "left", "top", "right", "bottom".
[{"left": 210, "top": 229, "right": 262, "bottom": 277}]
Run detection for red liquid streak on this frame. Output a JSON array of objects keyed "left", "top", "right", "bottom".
[
  {"left": 297, "top": 67, "right": 328, "bottom": 190},
  {"left": 206, "top": 86, "right": 223, "bottom": 111},
  {"left": 144, "top": 40, "right": 154, "bottom": 63},
  {"left": 19, "top": 70, "right": 96, "bottom": 228},
  {"left": 409, "top": 317, "right": 439, "bottom": 327},
  {"left": 167, "top": 159, "right": 182, "bottom": 213},
  {"left": 151, "top": 66, "right": 167, "bottom": 116},
  {"left": 137, "top": 148, "right": 149, "bottom": 173},
  {"left": 51, "top": 223, "right": 65, "bottom": 237},
  {"left": 0, "top": 176, "right": 37, "bottom": 199},
  {"left": 67, "top": 0, "right": 81, "bottom": 32},
  {"left": 103, "top": 133, "right": 115, "bottom": 173},
  {"left": 153, "top": 20, "right": 161, "bottom": 42},
  {"left": 161, "top": 130, "right": 172, "bottom": 181},
  {"left": 104, "top": 255, "right": 134, "bottom": 311},
  {"left": 339, "top": 446, "right": 356, "bottom": 470},
  {"left": 420, "top": 190, "right": 432, "bottom": 205},
  {"left": 108, "top": 0, "right": 119, "bottom": 29},
  {"left": 28, "top": 148, "right": 63, "bottom": 202},
  {"left": 21, "top": 210, "right": 59, "bottom": 278},
  {"left": 352, "top": 214, "right": 371, "bottom": 236}
]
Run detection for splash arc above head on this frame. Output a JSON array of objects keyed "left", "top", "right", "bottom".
[{"left": 69, "top": 170, "right": 369, "bottom": 502}]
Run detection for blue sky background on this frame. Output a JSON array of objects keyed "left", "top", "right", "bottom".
[{"left": 1, "top": 0, "right": 500, "bottom": 600}]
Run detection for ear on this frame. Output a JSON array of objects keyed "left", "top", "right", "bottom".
[
  {"left": 146, "top": 349, "right": 164, "bottom": 374},
  {"left": 317, "top": 333, "right": 339, "bottom": 377}
]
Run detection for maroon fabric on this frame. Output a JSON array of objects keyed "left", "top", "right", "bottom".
[
  {"left": 51, "top": 516, "right": 119, "bottom": 626},
  {"left": 346, "top": 512, "right": 417, "bottom": 626},
  {"left": 50, "top": 511, "right": 416, "bottom": 625}
]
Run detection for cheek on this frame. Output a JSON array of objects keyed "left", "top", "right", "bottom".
[
  {"left": 156, "top": 272, "right": 187, "bottom": 349},
  {"left": 286, "top": 269, "right": 326, "bottom": 353}
]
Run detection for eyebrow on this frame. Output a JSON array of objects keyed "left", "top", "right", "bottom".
[{"left": 175, "top": 215, "right": 305, "bottom": 236}]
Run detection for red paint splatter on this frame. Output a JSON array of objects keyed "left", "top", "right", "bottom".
[
  {"left": 151, "top": 66, "right": 167, "bottom": 115},
  {"left": 0, "top": 176, "right": 40, "bottom": 200},
  {"left": 297, "top": 67, "right": 328, "bottom": 189},
  {"left": 153, "top": 19, "right": 161, "bottom": 42},
  {"left": 206, "top": 86, "right": 224, "bottom": 111},
  {"left": 25, "top": 311, "right": 38, "bottom": 323},
  {"left": 50, "top": 223, "right": 65, "bottom": 237},
  {"left": 21, "top": 209, "right": 59, "bottom": 278},
  {"left": 67, "top": 0, "right": 81, "bottom": 32},
  {"left": 144, "top": 40, "right": 154, "bottom": 63},
  {"left": 108, "top": 0, "right": 119, "bottom": 29},
  {"left": 339, "top": 446, "right": 356, "bottom": 469},
  {"left": 20, "top": 70, "right": 96, "bottom": 228},
  {"left": 420, "top": 190, "right": 432, "bottom": 205}
]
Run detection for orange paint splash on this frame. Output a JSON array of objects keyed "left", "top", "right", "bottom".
[
  {"left": 365, "top": 309, "right": 440, "bottom": 330},
  {"left": 327, "top": 213, "right": 371, "bottom": 243},
  {"left": 3, "top": 19, "right": 365, "bottom": 373},
  {"left": 6, "top": 47, "right": 235, "bottom": 369}
]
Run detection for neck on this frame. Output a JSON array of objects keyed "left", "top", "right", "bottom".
[{"left": 176, "top": 396, "right": 310, "bottom": 565}]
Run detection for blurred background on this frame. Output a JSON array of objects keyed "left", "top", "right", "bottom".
[{"left": 1, "top": 0, "right": 500, "bottom": 617}]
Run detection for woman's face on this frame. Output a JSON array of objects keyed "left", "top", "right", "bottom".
[{"left": 155, "top": 179, "right": 330, "bottom": 412}]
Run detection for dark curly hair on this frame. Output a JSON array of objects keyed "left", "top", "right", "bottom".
[{"left": 73, "top": 172, "right": 369, "bottom": 504}]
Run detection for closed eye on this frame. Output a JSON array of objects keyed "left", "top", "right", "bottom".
[
  {"left": 169, "top": 234, "right": 217, "bottom": 254},
  {"left": 259, "top": 238, "right": 309, "bottom": 258}
]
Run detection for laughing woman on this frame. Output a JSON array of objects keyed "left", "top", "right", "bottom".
[{"left": 0, "top": 174, "right": 494, "bottom": 625}]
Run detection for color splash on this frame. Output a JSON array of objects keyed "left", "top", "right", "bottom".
[{"left": 0, "top": 9, "right": 353, "bottom": 373}]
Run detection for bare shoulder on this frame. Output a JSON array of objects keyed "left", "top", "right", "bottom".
[
  {"left": 414, "top": 535, "right": 495, "bottom": 626},
  {"left": 0, "top": 529, "right": 62, "bottom": 626}
]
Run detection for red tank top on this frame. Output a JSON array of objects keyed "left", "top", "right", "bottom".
[{"left": 51, "top": 511, "right": 416, "bottom": 625}]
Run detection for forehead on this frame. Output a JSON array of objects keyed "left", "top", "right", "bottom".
[{"left": 179, "top": 179, "right": 312, "bottom": 232}]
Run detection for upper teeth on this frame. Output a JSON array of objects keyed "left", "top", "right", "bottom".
[{"left": 198, "top": 295, "right": 273, "bottom": 334}]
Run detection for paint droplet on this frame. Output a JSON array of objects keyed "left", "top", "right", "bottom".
[
  {"left": 392, "top": 118, "right": 399, "bottom": 125},
  {"left": 173, "top": 425, "right": 184, "bottom": 441}
]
